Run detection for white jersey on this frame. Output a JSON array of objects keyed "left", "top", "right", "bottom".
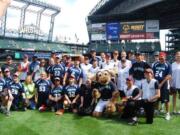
[
  {"left": 171, "top": 62, "right": 180, "bottom": 89},
  {"left": 111, "top": 59, "right": 120, "bottom": 68},
  {"left": 80, "top": 63, "right": 92, "bottom": 84},
  {"left": 101, "top": 61, "right": 114, "bottom": 70},
  {"left": 89, "top": 66, "right": 100, "bottom": 75},
  {"left": 141, "top": 79, "right": 158, "bottom": 101},
  {"left": 124, "top": 85, "right": 138, "bottom": 97},
  {"left": 118, "top": 59, "right": 132, "bottom": 69},
  {"left": 117, "top": 66, "right": 130, "bottom": 91}
]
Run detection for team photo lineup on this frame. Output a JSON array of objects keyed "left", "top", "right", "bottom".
[{"left": 0, "top": 50, "right": 180, "bottom": 125}]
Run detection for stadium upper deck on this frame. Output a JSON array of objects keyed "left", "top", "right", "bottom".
[{"left": 88, "top": 0, "right": 180, "bottom": 29}]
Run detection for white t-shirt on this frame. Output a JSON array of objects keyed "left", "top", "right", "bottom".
[
  {"left": 171, "top": 62, "right": 180, "bottom": 89},
  {"left": 19, "top": 61, "right": 30, "bottom": 81},
  {"left": 101, "top": 61, "right": 114, "bottom": 70},
  {"left": 141, "top": 79, "right": 158, "bottom": 101},
  {"left": 81, "top": 63, "right": 92, "bottom": 84}
]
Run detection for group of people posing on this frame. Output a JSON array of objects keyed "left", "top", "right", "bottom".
[{"left": 0, "top": 49, "right": 180, "bottom": 125}]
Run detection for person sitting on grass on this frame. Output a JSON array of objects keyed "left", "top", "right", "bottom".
[
  {"left": 3, "top": 68, "right": 12, "bottom": 85},
  {"left": 35, "top": 71, "right": 52, "bottom": 112},
  {"left": 8, "top": 72, "right": 26, "bottom": 111},
  {"left": 23, "top": 75, "right": 36, "bottom": 110},
  {"left": 64, "top": 75, "right": 80, "bottom": 113},
  {"left": 0, "top": 68, "right": 13, "bottom": 116},
  {"left": 48, "top": 77, "right": 64, "bottom": 116},
  {"left": 78, "top": 78, "right": 94, "bottom": 116}
]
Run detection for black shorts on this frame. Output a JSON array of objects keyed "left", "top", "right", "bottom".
[
  {"left": 47, "top": 100, "right": 63, "bottom": 111},
  {"left": 170, "top": 87, "right": 180, "bottom": 95},
  {"left": 159, "top": 82, "right": 169, "bottom": 103}
]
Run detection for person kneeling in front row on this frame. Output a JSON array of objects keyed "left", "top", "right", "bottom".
[{"left": 128, "top": 68, "right": 160, "bottom": 125}]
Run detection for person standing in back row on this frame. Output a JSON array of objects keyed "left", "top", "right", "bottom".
[
  {"left": 153, "top": 52, "right": 171, "bottom": 120},
  {"left": 129, "top": 52, "right": 151, "bottom": 89},
  {"left": 170, "top": 51, "right": 180, "bottom": 114}
]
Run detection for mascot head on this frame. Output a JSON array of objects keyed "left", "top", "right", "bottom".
[{"left": 96, "top": 70, "right": 111, "bottom": 85}]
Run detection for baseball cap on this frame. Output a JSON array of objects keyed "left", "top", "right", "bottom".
[
  {"left": 126, "top": 76, "right": 134, "bottom": 82},
  {"left": 106, "top": 53, "right": 111, "bottom": 59},
  {"left": 154, "top": 51, "right": 159, "bottom": 56},
  {"left": 145, "top": 68, "right": 154, "bottom": 74},
  {"left": 159, "top": 52, "right": 166, "bottom": 57},
  {"left": 135, "top": 51, "right": 142, "bottom": 56},
  {"left": 4, "top": 68, "right": 10, "bottom": 72},
  {"left": 51, "top": 51, "right": 56, "bottom": 54},
  {"left": 23, "top": 54, "right": 28, "bottom": 58},
  {"left": 90, "top": 49, "right": 96, "bottom": 52},
  {"left": 56, "top": 54, "right": 62, "bottom": 59},
  {"left": 54, "top": 77, "right": 61, "bottom": 81},
  {"left": 6, "top": 55, "right": 12, "bottom": 60}
]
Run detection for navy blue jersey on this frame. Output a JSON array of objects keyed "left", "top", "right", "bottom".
[
  {"left": 153, "top": 62, "right": 172, "bottom": 82},
  {"left": 67, "top": 66, "right": 83, "bottom": 81},
  {"left": 35, "top": 79, "right": 52, "bottom": 94},
  {"left": 51, "top": 64, "right": 65, "bottom": 78},
  {"left": 95, "top": 81, "right": 116, "bottom": 100},
  {"left": 46, "top": 65, "right": 52, "bottom": 74},
  {"left": 64, "top": 84, "right": 80, "bottom": 99},
  {"left": 50, "top": 86, "right": 64, "bottom": 97},
  {"left": 129, "top": 61, "right": 151, "bottom": 80},
  {"left": 4, "top": 76, "right": 13, "bottom": 85},
  {"left": 8, "top": 81, "right": 24, "bottom": 96},
  {"left": 0, "top": 78, "right": 7, "bottom": 92},
  {"left": 29, "top": 61, "right": 39, "bottom": 74},
  {"left": 89, "top": 57, "right": 101, "bottom": 65}
]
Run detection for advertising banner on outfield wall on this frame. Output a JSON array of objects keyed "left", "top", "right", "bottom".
[
  {"left": 106, "top": 23, "right": 120, "bottom": 40},
  {"left": 120, "top": 20, "right": 159, "bottom": 39},
  {"left": 120, "top": 21, "right": 145, "bottom": 34},
  {"left": 90, "top": 23, "right": 106, "bottom": 41},
  {"left": 146, "top": 20, "right": 159, "bottom": 32}
]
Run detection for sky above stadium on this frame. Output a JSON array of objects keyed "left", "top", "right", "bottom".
[{"left": 46, "top": 0, "right": 101, "bottom": 44}]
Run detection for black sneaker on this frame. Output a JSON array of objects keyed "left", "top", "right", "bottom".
[{"left": 128, "top": 120, "right": 138, "bottom": 126}]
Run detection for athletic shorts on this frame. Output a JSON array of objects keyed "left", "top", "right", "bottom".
[
  {"left": 170, "top": 87, "right": 180, "bottom": 94},
  {"left": 160, "top": 83, "right": 169, "bottom": 103},
  {"left": 94, "top": 99, "right": 108, "bottom": 113}
]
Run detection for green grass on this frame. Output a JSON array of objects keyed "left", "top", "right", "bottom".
[{"left": 1, "top": 110, "right": 180, "bottom": 135}]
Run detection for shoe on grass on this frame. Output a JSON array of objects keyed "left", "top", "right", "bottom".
[
  {"left": 165, "top": 113, "right": 171, "bottom": 120},
  {"left": 39, "top": 105, "right": 47, "bottom": 112},
  {"left": 128, "top": 120, "right": 138, "bottom": 126}
]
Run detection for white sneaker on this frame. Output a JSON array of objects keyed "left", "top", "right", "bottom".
[{"left": 165, "top": 113, "right": 171, "bottom": 120}]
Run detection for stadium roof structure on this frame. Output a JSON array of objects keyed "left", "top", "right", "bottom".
[
  {"left": 88, "top": 0, "right": 180, "bottom": 29},
  {"left": 0, "top": 0, "right": 60, "bottom": 42}
]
